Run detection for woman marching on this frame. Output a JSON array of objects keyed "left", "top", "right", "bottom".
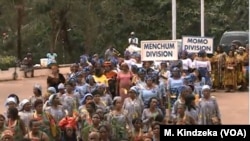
[
  {"left": 166, "top": 67, "right": 184, "bottom": 122},
  {"left": 193, "top": 50, "right": 212, "bottom": 87},
  {"left": 180, "top": 50, "right": 193, "bottom": 75},
  {"left": 198, "top": 85, "right": 221, "bottom": 125}
]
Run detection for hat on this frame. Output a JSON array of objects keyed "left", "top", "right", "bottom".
[
  {"left": 58, "top": 83, "right": 65, "bottom": 89},
  {"left": 5, "top": 97, "right": 17, "bottom": 106},
  {"left": 131, "top": 32, "right": 135, "bottom": 35},
  {"left": 18, "top": 99, "right": 29, "bottom": 111}
]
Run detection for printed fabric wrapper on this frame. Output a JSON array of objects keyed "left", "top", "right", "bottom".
[{"left": 45, "top": 112, "right": 58, "bottom": 137}]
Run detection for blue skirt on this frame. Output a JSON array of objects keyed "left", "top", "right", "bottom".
[
  {"left": 198, "top": 67, "right": 212, "bottom": 87},
  {"left": 169, "top": 88, "right": 179, "bottom": 107}
]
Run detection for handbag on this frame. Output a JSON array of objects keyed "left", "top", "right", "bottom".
[
  {"left": 210, "top": 98, "right": 221, "bottom": 125},
  {"left": 211, "top": 116, "right": 220, "bottom": 125}
]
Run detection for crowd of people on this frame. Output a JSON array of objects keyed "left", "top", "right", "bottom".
[{"left": 0, "top": 39, "right": 249, "bottom": 141}]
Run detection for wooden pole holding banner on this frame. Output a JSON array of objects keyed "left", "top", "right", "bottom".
[
  {"left": 172, "top": 0, "right": 176, "bottom": 40},
  {"left": 200, "top": 0, "right": 205, "bottom": 37}
]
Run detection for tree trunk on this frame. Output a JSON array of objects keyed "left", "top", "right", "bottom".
[{"left": 17, "top": 7, "right": 23, "bottom": 60}]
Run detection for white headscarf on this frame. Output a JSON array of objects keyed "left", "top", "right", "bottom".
[
  {"left": 34, "top": 84, "right": 42, "bottom": 91},
  {"left": 48, "top": 87, "right": 56, "bottom": 94},
  {"left": 48, "top": 94, "right": 57, "bottom": 105},
  {"left": 5, "top": 97, "right": 17, "bottom": 107},
  {"left": 58, "top": 83, "right": 65, "bottom": 90},
  {"left": 202, "top": 85, "right": 210, "bottom": 92},
  {"left": 18, "top": 99, "right": 30, "bottom": 111}
]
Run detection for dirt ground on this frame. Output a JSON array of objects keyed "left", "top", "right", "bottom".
[{"left": 0, "top": 76, "right": 248, "bottom": 124}]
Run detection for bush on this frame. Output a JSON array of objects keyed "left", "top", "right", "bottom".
[{"left": 0, "top": 56, "right": 16, "bottom": 70}]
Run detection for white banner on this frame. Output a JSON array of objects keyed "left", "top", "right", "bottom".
[
  {"left": 182, "top": 36, "right": 214, "bottom": 54},
  {"left": 141, "top": 40, "right": 178, "bottom": 61}
]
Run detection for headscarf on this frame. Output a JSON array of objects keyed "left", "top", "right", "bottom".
[
  {"left": 34, "top": 84, "right": 42, "bottom": 92},
  {"left": 137, "top": 67, "right": 146, "bottom": 75},
  {"left": 5, "top": 97, "right": 17, "bottom": 107},
  {"left": 18, "top": 99, "right": 29, "bottom": 111},
  {"left": 81, "top": 93, "right": 93, "bottom": 105},
  {"left": 48, "top": 87, "right": 56, "bottom": 94},
  {"left": 75, "top": 71, "right": 84, "bottom": 77},
  {"left": 67, "top": 77, "right": 77, "bottom": 84},
  {"left": 86, "top": 75, "right": 95, "bottom": 83},
  {"left": 172, "top": 67, "right": 180, "bottom": 72},
  {"left": 198, "top": 50, "right": 206, "bottom": 57},
  {"left": 145, "top": 75, "right": 154, "bottom": 81},
  {"left": 83, "top": 66, "right": 91, "bottom": 74},
  {"left": 129, "top": 86, "right": 140, "bottom": 95},
  {"left": 113, "top": 96, "right": 122, "bottom": 105},
  {"left": 131, "top": 65, "right": 138, "bottom": 72},
  {"left": 7, "top": 94, "right": 20, "bottom": 105},
  {"left": 171, "top": 67, "right": 181, "bottom": 77},
  {"left": 58, "top": 117, "right": 77, "bottom": 129},
  {"left": 48, "top": 94, "right": 57, "bottom": 105},
  {"left": 58, "top": 83, "right": 65, "bottom": 90},
  {"left": 80, "top": 55, "right": 88, "bottom": 64},
  {"left": 202, "top": 85, "right": 210, "bottom": 92}
]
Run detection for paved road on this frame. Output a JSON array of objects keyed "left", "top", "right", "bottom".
[{"left": 0, "top": 76, "right": 249, "bottom": 124}]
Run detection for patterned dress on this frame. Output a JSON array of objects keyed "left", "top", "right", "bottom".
[
  {"left": 167, "top": 77, "right": 183, "bottom": 107},
  {"left": 123, "top": 97, "right": 144, "bottom": 127},
  {"left": 106, "top": 111, "right": 129, "bottom": 141},
  {"left": 211, "top": 52, "right": 226, "bottom": 88},
  {"left": 45, "top": 105, "right": 65, "bottom": 123},
  {"left": 236, "top": 54, "right": 245, "bottom": 84},
  {"left": 223, "top": 56, "right": 237, "bottom": 88},
  {"left": 33, "top": 112, "right": 59, "bottom": 141},
  {"left": 140, "top": 86, "right": 161, "bottom": 108},
  {"left": 198, "top": 97, "right": 221, "bottom": 125},
  {"left": 141, "top": 108, "right": 163, "bottom": 132}
]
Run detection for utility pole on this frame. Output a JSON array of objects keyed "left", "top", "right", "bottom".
[
  {"left": 172, "top": 0, "right": 176, "bottom": 40},
  {"left": 15, "top": 0, "right": 24, "bottom": 60},
  {"left": 201, "top": 0, "right": 205, "bottom": 37}
]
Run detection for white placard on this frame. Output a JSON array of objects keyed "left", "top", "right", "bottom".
[
  {"left": 182, "top": 36, "right": 214, "bottom": 54},
  {"left": 141, "top": 40, "right": 178, "bottom": 61}
]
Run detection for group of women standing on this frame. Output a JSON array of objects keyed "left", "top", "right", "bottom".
[{"left": 0, "top": 42, "right": 247, "bottom": 141}]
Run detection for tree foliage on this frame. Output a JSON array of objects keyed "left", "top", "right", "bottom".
[{"left": 0, "top": 0, "right": 248, "bottom": 63}]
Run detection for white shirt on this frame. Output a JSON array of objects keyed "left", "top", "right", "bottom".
[
  {"left": 128, "top": 37, "right": 139, "bottom": 45},
  {"left": 182, "top": 58, "right": 193, "bottom": 70},
  {"left": 193, "top": 60, "right": 211, "bottom": 71}
]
